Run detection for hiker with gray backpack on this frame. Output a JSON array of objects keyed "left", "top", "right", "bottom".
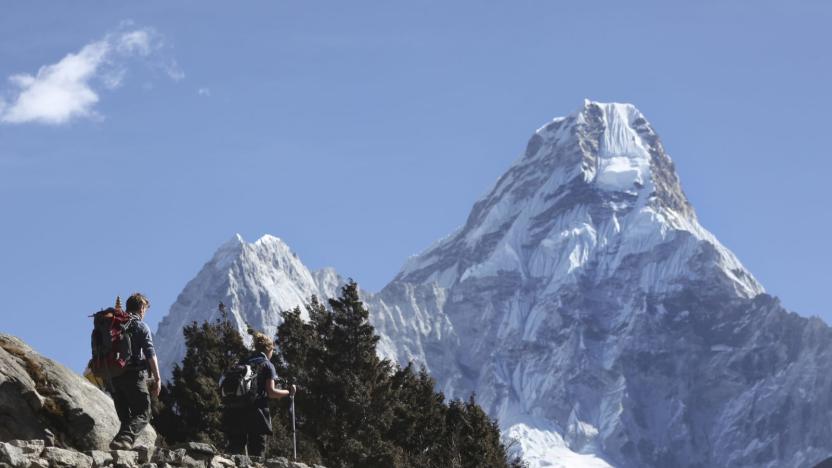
[{"left": 220, "top": 328, "right": 296, "bottom": 457}]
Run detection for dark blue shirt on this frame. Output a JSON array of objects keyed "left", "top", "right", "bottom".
[
  {"left": 127, "top": 313, "right": 155, "bottom": 367},
  {"left": 245, "top": 353, "right": 278, "bottom": 405}
]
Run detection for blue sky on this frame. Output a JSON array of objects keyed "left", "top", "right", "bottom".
[{"left": 1, "top": 1, "right": 829, "bottom": 372}]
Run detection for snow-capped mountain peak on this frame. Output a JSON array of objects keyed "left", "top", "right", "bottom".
[
  {"left": 368, "top": 101, "right": 797, "bottom": 466},
  {"left": 393, "top": 100, "right": 760, "bottom": 299},
  {"left": 154, "top": 234, "right": 344, "bottom": 378}
]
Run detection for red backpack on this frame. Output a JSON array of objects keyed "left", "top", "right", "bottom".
[{"left": 89, "top": 297, "right": 135, "bottom": 379}]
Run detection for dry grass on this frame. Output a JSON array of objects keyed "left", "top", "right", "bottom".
[
  {"left": 0, "top": 340, "right": 56, "bottom": 396},
  {"left": 42, "top": 397, "right": 65, "bottom": 418}
]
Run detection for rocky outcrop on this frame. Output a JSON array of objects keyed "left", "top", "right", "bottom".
[
  {"left": 0, "top": 440, "right": 323, "bottom": 468},
  {"left": 0, "top": 333, "right": 155, "bottom": 451}
]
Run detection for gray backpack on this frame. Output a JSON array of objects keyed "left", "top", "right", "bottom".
[{"left": 219, "top": 359, "right": 265, "bottom": 408}]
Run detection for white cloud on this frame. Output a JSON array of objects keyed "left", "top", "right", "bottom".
[
  {"left": 0, "top": 26, "right": 180, "bottom": 125},
  {"left": 102, "top": 66, "right": 127, "bottom": 90},
  {"left": 162, "top": 60, "right": 185, "bottom": 81},
  {"left": 117, "top": 30, "right": 152, "bottom": 56},
  {"left": 197, "top": 87, "right": 211, "bottom": 97}
]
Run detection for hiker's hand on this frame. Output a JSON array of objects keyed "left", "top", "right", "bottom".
[{"left": 151, "top": 378, "right": 161, "bottom": 398}]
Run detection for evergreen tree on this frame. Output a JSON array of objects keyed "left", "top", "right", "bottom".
[
  {"left": 155, "top": 284, "right": 524, "bottom": 467},
  {"left": 153, "top": 309, "right": 247, "bottom": 446},
  {"left": 271, "top": 281, "right": 522, "bottom": 468},
  {"left": 272, "top": 283, "right": 395, "bottom": 467},
  {"left": 325, "top": 281, "right": 395, "bottom": 466},
  {"left": 387, "top": 364, "right": 448, "bottom": 467},
  {"left": 443, "top": 395, "right": 512, "bottom": 468},
  {"left": 269, "top": 299, "right": 330, "bottom": 461}
]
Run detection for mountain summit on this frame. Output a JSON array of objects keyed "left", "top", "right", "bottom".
[
  {"left": 154, "top": 234, "right": 344, "bottom": 378},
  {"left": 395, "top": 100, "right": 759, "bottom": 298},
  {"left": 156, "top": 101, "right": 832, "bottom": 467}
]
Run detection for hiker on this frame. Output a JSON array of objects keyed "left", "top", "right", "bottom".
[
  {"left": 109, "top": 293, "right": 161, "bottom": 450},
  {"left": 222, "top": 329, "right": 296, "bottom": 457}
]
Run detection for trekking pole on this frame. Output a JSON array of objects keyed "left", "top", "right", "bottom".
[{"left": 291, "top": 392, "right": 297, "bottom": 460}]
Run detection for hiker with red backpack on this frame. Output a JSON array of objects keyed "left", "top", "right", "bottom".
[
  {"left": 220, "top": 329, "right": 296, "bottom": 457},
  {"left": 89, "top": 293, "right": 161, "bottom": 450}
]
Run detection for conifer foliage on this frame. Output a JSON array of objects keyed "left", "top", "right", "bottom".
[
  {"left": 154, "top": 283, "right": 524, "bottom": 467},
  {"left": 153, "top": 309, "right": 248, "bottom": 446},
  {"left": 271, "top": 281, "right": 522, "bottom": 468}
]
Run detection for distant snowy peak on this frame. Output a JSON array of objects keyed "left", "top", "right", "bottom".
[
  {"left": 213, "top": 234, "right": 300, "bottom": 272},
  {"left": 394, "top": 100, "right": 761, "bottom": 298},
  {"left": 154, "top": 234, "right": 346, "bottom": 378},
  {"left": 314, "top": 267, "right": 347, "bottom": 300}
]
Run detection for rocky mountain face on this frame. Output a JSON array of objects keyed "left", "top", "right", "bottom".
[
  {"left": 0, "top": 333, "right": 155, "bottom": 451},
  {"left": 154, "top": 101, "right": 832, "bottom": 467}
]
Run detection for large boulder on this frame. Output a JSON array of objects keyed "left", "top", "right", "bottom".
[{"left": 0, "top": 333, "right": 156, "bottom": 450}]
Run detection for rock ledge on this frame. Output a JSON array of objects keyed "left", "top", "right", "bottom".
[{"left": 0, "top": 439, "right": 325, "bottom": 468}]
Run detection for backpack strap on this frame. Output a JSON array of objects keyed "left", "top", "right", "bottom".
[{"left": 246, "top": 355, "right": 270, "bottom": 396}]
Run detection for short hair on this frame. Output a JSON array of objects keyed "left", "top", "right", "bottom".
[
  {"left": 126, "top": 293, "right": 150, "bottom": 313},
  {"left": 248, "top": 329, "right": 274, "bottom": 354}
]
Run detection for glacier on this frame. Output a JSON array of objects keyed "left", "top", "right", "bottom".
[{"left": 154, "top": 100, "right": 832, "bottom": 467}]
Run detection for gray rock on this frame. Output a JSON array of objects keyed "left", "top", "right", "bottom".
[
  {"left": 150, "top": 448, "right": 185, "bottom": 465},
  {"left": 111, "top": 450, "right": 138, "bottom": 466},
  {"left": 179, "top": 455, "right": 208, "bottom": 468},
  {"left": 26, "top": 460, "right": 49, "bottom": 468},
  {"left": 0, "top": 334, "right": 156, "bottom": 451},
  {"left": 263, "top": 458, "right": 289, "bottom": 468},
  {"left": 0, "top": 442, "right": 25, "bottom": 468},
  {"left": 8, "top": 440, "right": 44, "bottom": 456},
  {"left": 208, "top": 456, "right": 235, "bottom": 468},
  {"left": 138, "top": 465, "right": 157, "bottom": 468},
  {"left": 42, "top": 447, "right": 92, "bottom": 468},
  {"left": 175, "top": 443, "right": 215, "bottom": 457},
  {"left": 86, "top": 450, "right": 112, "bottom": 468},
  {"left": 230, "top": 455, "right": 251, "bottom": 467},
  {"left": 174, "top": 443, "right": 215, "bottom": 468}
]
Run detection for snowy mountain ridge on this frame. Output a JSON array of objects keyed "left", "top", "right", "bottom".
[
  {"left": 154, "top": 233, "right": 345, "bottom": 378},
  {"left": 155, "top": 101, "right": 832, "bottom": 468}
]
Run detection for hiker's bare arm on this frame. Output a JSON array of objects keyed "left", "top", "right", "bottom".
[
  {"left": 266, "top": 380, "right": 296, "bottom": 399},
  {"left": 148, "top": 356, "right": 162, "bottom": 397}
]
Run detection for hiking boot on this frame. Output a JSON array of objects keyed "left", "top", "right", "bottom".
[{"left": 109, "top": 437, "right": 132, "bottom": 450}]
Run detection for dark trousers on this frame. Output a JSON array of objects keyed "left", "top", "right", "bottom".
[
  {"left": 224, "top": 404, "right": 272, "bottom": 457},
  {"left": 227, "top": 432, "right": 268, "bottom": 457},
  {"left": 110, "top": 370, "right": 151, "bottom": 444}
]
